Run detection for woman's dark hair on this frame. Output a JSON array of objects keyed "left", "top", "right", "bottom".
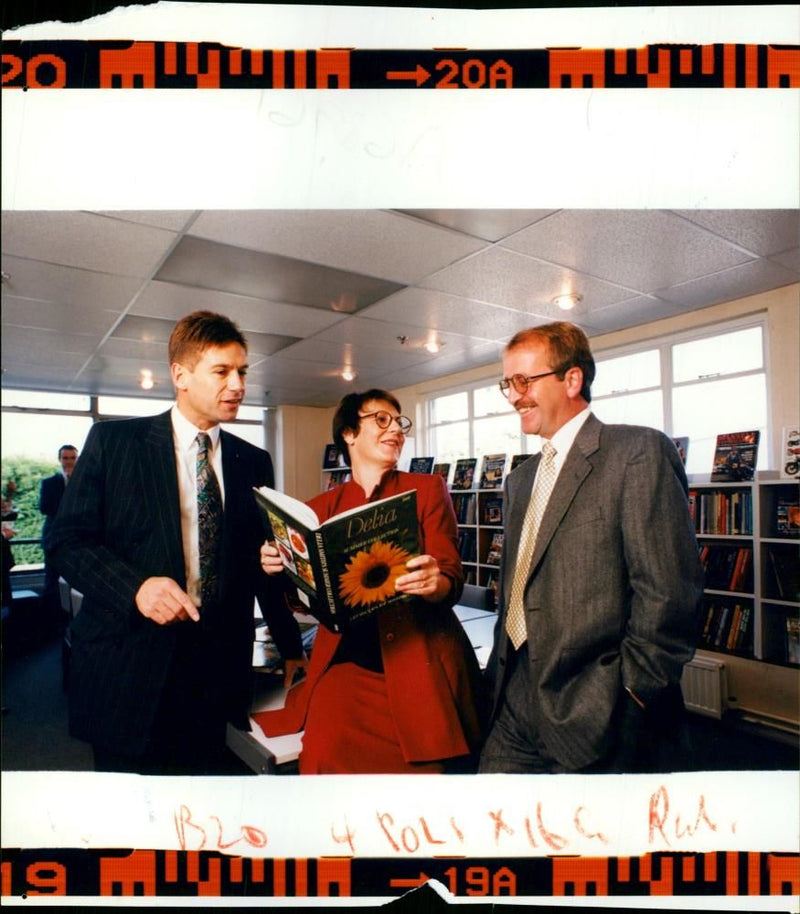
[{"left": 332, "top": 388, "right": 402, "bottom": 466}]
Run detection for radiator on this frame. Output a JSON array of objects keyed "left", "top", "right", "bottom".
[{"left": 681, "top": 656, "right": 728, "bottom": 719}]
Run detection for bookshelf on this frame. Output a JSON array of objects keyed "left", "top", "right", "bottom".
[
  {"left": 690, "top": 472, "right": 799, "bottom": 727},
  {"left": 449, "top": 487, "right": 506, "bottom": 608}
]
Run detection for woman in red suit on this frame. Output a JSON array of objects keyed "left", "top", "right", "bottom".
[{"left": 256, "top": 389, "right": 486, "bottom": 774}]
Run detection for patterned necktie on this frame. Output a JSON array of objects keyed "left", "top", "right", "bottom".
[
  {"left": 506, "top": 441, "right": 557, "bottom": 650},
  {"left": 196, "top": 432, "right": 223, "bottom": 608}
]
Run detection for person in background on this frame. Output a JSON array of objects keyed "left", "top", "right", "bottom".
[
  {"left": 258, "top": 388, "right": 486, "bottom": 774},
  {"left": 39, "top": 445, "right": 79, "bottom": 624},
  {"left": 479, "top": 321, "right": 703, "bottom": 774},
  {"left": 2, "top": 480, "right": 19, "bottom": 615},
  {"left": 47, "top": 310, "right": 306, "bottom": 775}
]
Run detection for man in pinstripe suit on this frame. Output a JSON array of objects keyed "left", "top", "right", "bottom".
[
  {"left": 479, "top": 322, "right": 703, "bottom": 774},
  {"left": 48, "top": 311, "right": 305, "bottom": 774}
]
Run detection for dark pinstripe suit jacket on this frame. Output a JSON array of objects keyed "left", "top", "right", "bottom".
[
  {"left": 485, "top": 413, "right": 704, "bottom": 770},
  {"left": 47, "top": 410, "right": 302, "bottom": 757}
]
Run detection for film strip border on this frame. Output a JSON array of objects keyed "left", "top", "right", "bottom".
[
  {"left": 2, "top": 41, "right": 799, "bottom": 89},
  {"left": 2, "top": 850, "right": 798, "bottom": 898}
]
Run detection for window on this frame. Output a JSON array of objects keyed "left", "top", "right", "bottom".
[
  {"left": 422, "top": 317, "right": 770, "bottom": 479},
  {"left": 592, "top": 319, "right": 769, "bottom": 476},
  {"left": 1, "top": 390, "right": 268, "bottom": 564},
  {"left": 427, "top": 380, "right": 530, "bottom": 467}
]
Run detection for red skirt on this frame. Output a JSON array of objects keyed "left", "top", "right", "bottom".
[{"left": 299, "top": 662, "right": 445, "bottom": 775}]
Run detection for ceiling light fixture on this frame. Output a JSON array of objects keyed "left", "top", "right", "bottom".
[
  {"left": 552, "top": 292, "right": 582, "bottom": 311},
  {"left": 139, "top": 369, "right": 155, "bottom": 391},
  {"left": 341, "top": 367, "right": 357, "bottom": 382},
  {"left": 425, "top": 339, "right": 444, "bottom": 354}
]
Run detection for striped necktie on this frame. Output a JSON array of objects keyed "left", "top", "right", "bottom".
[
  {"left": 505, "top": 441, "right": 557, "bottom": 650},
  {"left": 196, "top": 432, "right": 223, "bottom": 608}
]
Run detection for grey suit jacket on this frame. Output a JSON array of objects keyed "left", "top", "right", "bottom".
[
  {"left": 485, "top": 413, "right": 703, "bottom": 770},
  {"left": 47, "top": 410, "right": 302, "bottom": 757}
]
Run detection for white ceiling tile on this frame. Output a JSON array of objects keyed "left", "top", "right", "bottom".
[
  {"left": 656, "top": 260, "right": 800, "bottom": 309},
  {"left": 1, "top": 294, "right": 122, "bottom": 336},
  {"left": 363, "top": 287, "right": 554, "bottom": 340},
  {"left": 398, "top": 209, "right": 557, "bottom": 242},
  {"left": 91, "top": 210, "right": 197, "bottom": 232},
  {"left": 501, "top": 210, "right": 754, "bottom": 290},
  {"left": 769, "top": 247, "right": 800, "bottom": 273},
  {"left": 133, "top": 280, "right": 345, "bottom": 336},
  {"left": 0, "top": 255, "right": 142, "bottom": 310},
  {"left": 421, "top": 247, "right": 634, "bottom": 312},
  {"left": 674, "top": 209, "right": 800, "bottom": 257},
  {"left": 581, "top": 296, "right": 687, "bottom": 334},
  {"left": 1, "top": 212, "right": 178, "bottom": 278},
  {"left": 275, "top": 337, "right": 432, "bottom": 372},
  {"left": 190, "top": 209, "right": 488, "bottom": 284}
]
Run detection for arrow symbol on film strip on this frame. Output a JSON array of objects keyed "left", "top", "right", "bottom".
[
  {"left": 389, "top": 871, "right": 431, "bottom": 888},
  {"left": 386, "top": 64, "right": 430, "bottom": 86}
]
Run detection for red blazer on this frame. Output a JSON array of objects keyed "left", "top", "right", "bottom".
[{"left": 256, "top": 471, "right": 486, "bottom": 762}]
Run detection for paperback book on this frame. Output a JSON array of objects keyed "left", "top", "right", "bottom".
[
  {"left": 479, "top": 453, "right": 506, "bottom": 489},
  {"left": 322, "top": 443, "right": 346, "bottom": 470},
  {"left": 710, "top": 430, "right": 760, "bottom": 482},
  {"left": 451, "top": 457, "right": 477, "bottom": 490},
  {"left": 254, "top": 486, "right": 419, "bottom": 633},
  {"left": 432, "top": 462, "right": 451, "bottom": 483},
  {"left": 672, "top": 436, "right": 689, "bottom": 465},
  {"left": 485, "top": 532, "right": 505, "bottom": 566},
  {"left": 408, "top": 456, "right": 435, "bottom": 474},
  {"left": 781, "top": 426, "right": 800, "bottom": 479}
]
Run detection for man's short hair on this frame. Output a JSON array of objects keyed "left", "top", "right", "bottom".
[
  {"left": 58, "top": 445, "right": 77, "bottom": 458},
  {"left": 506, "top": 321, "right": 596, "bottom": 402},
  {"left": 332, "top": 388, "right": 402, "bottom": 466},
  {"left": 168, "top": 310, "right": 247, "bottom": 368}
]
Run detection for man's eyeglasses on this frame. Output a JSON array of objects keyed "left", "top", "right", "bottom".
[
  {"left": 498, "top": 370, "right": 560, "bottom": 397},
  {"left": 359, "top": 410, "right": 413, "bottom": 434}
]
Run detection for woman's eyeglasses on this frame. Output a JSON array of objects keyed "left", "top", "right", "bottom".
[{"left": 359, "top": 411, "right": 413, "bottom": 433}]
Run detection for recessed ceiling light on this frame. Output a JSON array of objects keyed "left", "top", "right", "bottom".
[
  {"left": 341, "top": 367, "right": 357, "bottom": 382},
  {"left": 139, "top": 369, "right": 155, "bottom": 390},
  {"left": 425, "top": 339, "right": 444, "bottom": 354},
  {"left": 552, "top": 292, "right": 582, "bottom": 311}
]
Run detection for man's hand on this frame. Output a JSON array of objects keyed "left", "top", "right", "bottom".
[
  {"left": 135, "top": 577, "right": 200, "bottom": 625},
  {"left": 260, "top": 541, "right": 285, "bottom": 576}
]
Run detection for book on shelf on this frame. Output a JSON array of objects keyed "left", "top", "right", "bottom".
[
  {"left": 451, "top": 492, "right": 476, "bottom": 525},
  {"left": 700, "top": 599, "right": 752, "bottom": 655},
  {"left": 710, "top": 430, "right": 760, "bottom": 482},
  {"left": 482, "top": 495, "right": 504, "bottom": 525},
  {"left": 786, "top": 616, "right": 800, "bottom": 664},
  {"left": 767, "top": 547, "right": 800, "bottom": 602},
  {"left": 780, "top": 426, "right": 800, "bottom": 479},
  {"left": 322, "top": 443, "right": 345, "bottom": 470},
  {"left": 775, "top": 496, "right": 800, "bottom": 537},
  {"left": 408, "top": 456, "right": 435, "bottom": 474},
  {"left": 485, "top": 532, "right": 504, "bottom": 566},
  {"left": 699, "top": 544, "right": 753, "bottom": 593},
  {"left": 325, "top": 469, "right": 351, "bottom": 490},
  {"left": 510, "top": 454, "right": 533, "bottom": 471},
  {"left": 479, "top": 453, "right": 506, "bottom": 489},
  {"left": 457, "top": 528, "right": 477, "bottom": 563},
  {"left": 451, "top": 458, "right": 477, "bottom": 490},
  {"left": 672, "top": 437, "right": 689, "bottom": 465},
  {"left": 689, "top": 487, "right": 753, "bottom": 536},
  {"left": 254, "top": 485, "right": 419, "bottom": 633},
  {"left": 432, "top": 462, "right": 451, "bottom": 483}
]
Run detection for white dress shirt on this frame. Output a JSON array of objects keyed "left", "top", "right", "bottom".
[
  {"left": 171, "top": 405, "right": 226, "bottom": 607},
  {"left": 532, "top": 406, "right": 592, "bottom": 490}
]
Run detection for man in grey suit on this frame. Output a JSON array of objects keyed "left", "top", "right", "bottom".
[
  {"left": 480, "top": 322, "right": 703, "bottom": 774},
  {"left": 48, "top": 311, "right": 306, "bottom": 774}
]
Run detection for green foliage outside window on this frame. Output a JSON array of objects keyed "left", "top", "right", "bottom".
[{"left": 2, "top": 456, "right": 58, "bottom": 565}]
